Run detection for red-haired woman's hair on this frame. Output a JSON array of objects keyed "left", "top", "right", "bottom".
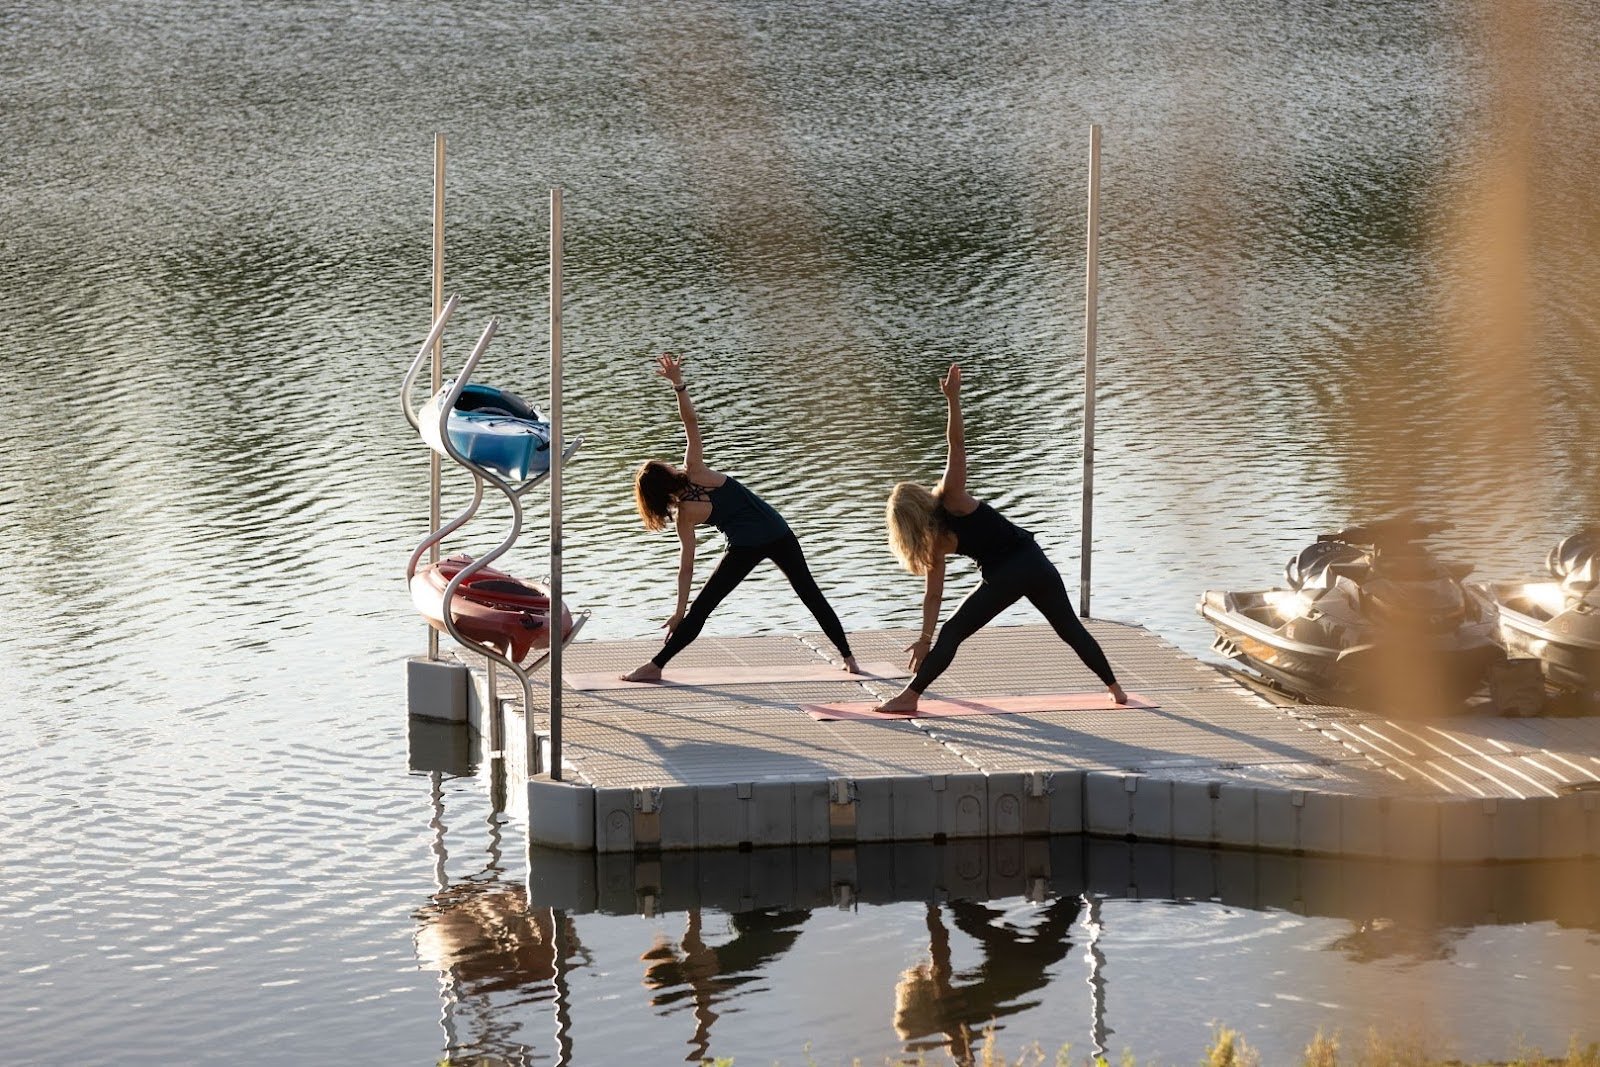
[{"left": 634, "top": 460, "right": 689, "bottom": 531}]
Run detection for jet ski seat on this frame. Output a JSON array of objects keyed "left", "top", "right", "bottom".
[{"left": 1286, "top": 540, "right": 1368, "bottom": 592}]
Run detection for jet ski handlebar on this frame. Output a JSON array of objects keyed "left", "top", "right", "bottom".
[{"left": 1316, "top": 517, "right": 1449, "bottom": 549}]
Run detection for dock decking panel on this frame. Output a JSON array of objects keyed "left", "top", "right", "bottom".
[
  {"left": 1293, "top": 707, "right": 1600, "bottom": 800},
  {"left": 451, "top": 620, "right": 1600, "bottom": 858},
  {"left": 819, "top": 623, "right": 1235, "bottom": 696},
  {"left": 553, "top": 705, "right": 977, "bottom": 786}
]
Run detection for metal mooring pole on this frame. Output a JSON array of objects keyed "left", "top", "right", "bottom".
[
  {"left": 546, "top": 187, "right": 565, "bottom": 781},
  {"left": 428, "top": 133, "right": 446, "bottom": 658},
  {"left": 1079, "top": 124, "right": 1101, "bottom": 618}
]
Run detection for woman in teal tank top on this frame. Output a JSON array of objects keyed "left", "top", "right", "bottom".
[
  {"left": 622, "top": 353, "right": 859, "bottom": 682},
  {"left": 876, "top": 364, "right": 1126, "bottom": 713}
]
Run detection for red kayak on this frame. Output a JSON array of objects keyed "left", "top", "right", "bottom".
[{"left": 410, "top": 554, "right": 575, "bottom": 662}]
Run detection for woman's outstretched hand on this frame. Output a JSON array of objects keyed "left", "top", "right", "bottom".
[
  {"left": 656, "top": 352, "right": 685, "bottom": 386},
  {"left": 939, "top": 363, "right": 961, "bottom": 399},
  {"left": 903, "top": 636, "right": 931, "bottom": 670}
]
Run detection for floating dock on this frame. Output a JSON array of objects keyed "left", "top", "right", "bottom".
[{"left": 411, "top": 620, "right": 1600, "bottom": 862}]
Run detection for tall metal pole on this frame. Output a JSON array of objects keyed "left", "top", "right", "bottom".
[
  {"left": 545, "top": 187, "right": 565, "bottom": 781},
  {"left": 1079, "top": 124, "right": 1101, "bottom": 618},
  {"left": 428, "top": 133, "right": 446, "bottom": 659}
]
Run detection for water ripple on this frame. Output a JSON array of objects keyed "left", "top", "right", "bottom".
[{"left": 4, "top": 0, "right": 1599, "bottom": 1063}]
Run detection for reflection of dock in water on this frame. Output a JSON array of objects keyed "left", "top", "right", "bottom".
[
  {"left": 413, "top": 788, "right": 1599, "bottom": 1067},
  {"left": 526, "top": 835, "right": 1600, "bottom": 935},
  {"left": 413, "top": 620, "right": 1600, "bottom": 860},
  {"left": 520, "top": 836, "right": 1598, "bottom": 1067}
]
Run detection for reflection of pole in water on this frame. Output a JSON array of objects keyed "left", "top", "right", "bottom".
[
  {"left": 487, "top": 752, "right": 507, "bottom": 816},
  {"left": 1081, "top": 894, "right": 1110, "bottom": 1059},
  {"left": 485, "top": 809, "right": 505, "bottom": 876},
  {"left": 550, "top": 906, "right": 574, "bottom": 1067},
  {"left": 427, "top": 771, "right": 460, "bottom": 1052},
  {"left": 428, "top": 771, "right": 448, "bottom": 895}
]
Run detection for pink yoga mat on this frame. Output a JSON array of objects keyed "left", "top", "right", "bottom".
[
  {"left": 801, "top": 692, "right": 1158, "bottom": 722},
  {"left": 564, "top": 660, "right": 911, "bottom": 692}
]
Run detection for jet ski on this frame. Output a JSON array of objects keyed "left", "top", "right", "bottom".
[
  {"left": 1198, "top": 519, "right": 1505, "bottom": 709},
  {"left": 1474, "top": 529, "right": 1600, "bottom": 694}
]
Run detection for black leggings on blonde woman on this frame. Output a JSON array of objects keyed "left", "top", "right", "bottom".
[
  {"left": 909, "top": 540, "right": 1117, "bottom": 693},
  {"left": 652, "top": 532, "right": 853, "bottom": 667}
]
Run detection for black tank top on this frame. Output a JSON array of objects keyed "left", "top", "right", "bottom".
[
  {"left": 686, "top": 476, "right": 790, "bottom": 547},
  {"left": 940, "top": 501, "right": 1034, "bottom": 570}
]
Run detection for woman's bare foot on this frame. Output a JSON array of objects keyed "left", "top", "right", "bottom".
[
  {"left": 843, "top": 655, "right": 863, "bottom": 674},
  {"left": 874, "top": 688, "right": 920, "bottom": 714},
  {"left": 622, "top": 662, "right": 663, "bottom": 683},
  {"left": 1109, "top": 683, "right": 1128, "bottom": 705}
]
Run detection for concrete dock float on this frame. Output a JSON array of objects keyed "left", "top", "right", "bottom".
[{"left": 411, "top": 620, "right": 1600, "bottom": 862}]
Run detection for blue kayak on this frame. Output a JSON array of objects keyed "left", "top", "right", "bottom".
[{"left": 419, "top": 382, "right": 553, "bottom": 482}]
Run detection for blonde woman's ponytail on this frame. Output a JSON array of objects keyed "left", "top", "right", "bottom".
[{"left": 885, "top": 482, "right": 944, "bottom": 575}]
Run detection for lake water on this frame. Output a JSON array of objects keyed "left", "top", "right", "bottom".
[{"left": 3, "top": 0, "right": 1598, "bottom": 1063}]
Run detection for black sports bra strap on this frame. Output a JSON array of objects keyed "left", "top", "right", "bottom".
[{"left": 676, "top": 482, "right": 712, "bottom": 503}]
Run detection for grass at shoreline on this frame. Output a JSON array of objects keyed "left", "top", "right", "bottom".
[{"left": 678, "top": 1025, "right": 1600, "bottom": 1067}]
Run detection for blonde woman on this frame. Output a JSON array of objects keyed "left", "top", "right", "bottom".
[
  {"left": 622, "top": 352, "right": 860, "bottom": 682},
  {"left": 875, "top": 364, "right": 1126, "bottom": 713}
]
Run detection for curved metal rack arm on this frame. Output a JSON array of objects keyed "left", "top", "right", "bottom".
[
  {"left": 507, "top": 436, "right": 584, "bottom": 498},
  {"left": 401, "top": 294, "right": 461, "bottom": 431},
  {"left": 517, "top": 610, "right": 591, "bottom": 675},
  {"left": 405, "top": 477, "right": 486, "bottom": 583}
]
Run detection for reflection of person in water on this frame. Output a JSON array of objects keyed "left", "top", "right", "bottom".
[
  {"left": 640, "top": 907, "right": 809, "bottom": 1063},
  {"left": 1328, "top": 916, "right": 1463, "bottom": 965},
  {"left": 415, "top": 879, "right": 583, "bottom": 990},
  {"left": 894, "top": 897, "right": 1082, "bottom": 1065},
  {"left": 413, "top": 879, "right": 589, "bottom": 1061}
]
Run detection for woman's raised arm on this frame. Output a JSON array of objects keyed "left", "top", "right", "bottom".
[
  {"left": 935, "top": 364, "right": 977, "bottom": 512},
  {"left": 656, "top": 352, "right": 707, "bottom": 474}
]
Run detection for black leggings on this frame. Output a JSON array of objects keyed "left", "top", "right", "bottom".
[
  {"left": 653, "top": 532, "right": 853, "bottom": 666},
  {"left": 911, "top": 540, "right": 1117, "bottom": 693}
]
